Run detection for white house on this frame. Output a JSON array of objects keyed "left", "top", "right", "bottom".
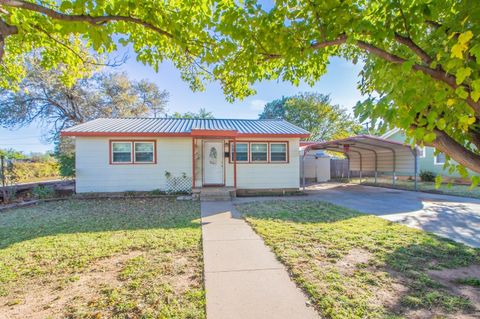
[{"left": 61, "top": 118, "right": 310, "bottom": 195}]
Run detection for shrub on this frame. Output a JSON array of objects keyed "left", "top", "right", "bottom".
[
  {"left": 32, "top": 185, "right": 55, "bottom": 199},
  {"left": 57, "top": 153, "right": 75, "bottom": 178},
  {"left": 420, "top": 170, "right": 436, "bottom": 182},
  {"left": 13, "top": 161, "right": 59, "bottom": 182}
]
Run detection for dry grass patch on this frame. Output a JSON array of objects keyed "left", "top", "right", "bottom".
[
  {"left": 237, "top": 200, "right": 480, "bottom": 319},
  {"left": 0, "top": 198, "right": 204, "bottom": 319}
]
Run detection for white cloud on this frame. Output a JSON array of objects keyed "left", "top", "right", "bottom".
[{"left": 248, "top": 99, "right": 267, "bottom": 111}]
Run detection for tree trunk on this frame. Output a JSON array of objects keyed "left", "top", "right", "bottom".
[{"left": 429, "top": 129, "right": 480, "bottom": 174}]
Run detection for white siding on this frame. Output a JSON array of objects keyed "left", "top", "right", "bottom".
[
  {"left": 75, "top": 137, "right": 192, "bottom": 193},
  {"left": 225, "top": 138, "right": 300, "bottom": 189},
  {"left": 76, "top": 136, "right": 301, "bottom": 193}
]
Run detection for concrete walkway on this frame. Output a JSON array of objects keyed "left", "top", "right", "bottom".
[{"left": 201, "top": 201, "right": 318, "bottom": 319}]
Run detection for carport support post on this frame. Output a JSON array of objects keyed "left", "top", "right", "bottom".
[
  {"left": 302, "top": 150, "right": 306, "bottom": 191},
  {"left": 413, "top": 148, "right": 418, "bottom": 191},
  {"left": 392, "top": 149, "right": 396, "bottom": 186},
  {"left": 359, "top": 152, "right": 363, "bottom": 184},
  {"left": 346, "top": 154, "right": 350, "bottom": 181}
]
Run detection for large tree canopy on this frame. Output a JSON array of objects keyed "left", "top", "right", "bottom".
[
  {"left": 0, "top": 0, "right": 479, "bottom": 175},
  {"left": 0, "top": 65, "right": 169, "bottom": 138},
  {"left": 259, "top": 93, "right": 363, "bottom": 141}
]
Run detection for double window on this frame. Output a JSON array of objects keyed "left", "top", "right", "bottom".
[
  {"left": 111, "top": 141, "right": 156, "bottom": 164},
  {"left": 230, "top": 142, "right": 288, "bottom": 163}
]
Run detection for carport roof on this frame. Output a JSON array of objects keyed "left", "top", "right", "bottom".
[{"left": 301, "top": 135, "right": 419, "bottom": 154}]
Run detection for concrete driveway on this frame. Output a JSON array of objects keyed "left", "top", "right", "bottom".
[
  {"left": 236, "top": 183, "right": 480, "bottom": 248},
  {"left": 307, "top": 183, "right": 480, "bottom": 248}
]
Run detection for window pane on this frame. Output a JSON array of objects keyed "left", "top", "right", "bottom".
[
  {"left": 113, "top": 152, "right": 131, "bottom": 162},
  {"left": 236, "top": 152, "right": 248, "bottom": 161},
  {"left": 135, "top": 152, "right": 154, "bottom": 162},
  {"left": 436, "top": 153, "right": 446, "bottom": 164},
  {"left": 133, "top": 142, "right": 154, "bottom": 162},
  {"left": 231, "top": 143, "right": 248, "bottom": 162},
  {"left": 236, "top": 143, "right": 248, "bottom": 153},
  {"left": 270, "top": 143, "right": 287, "bottom": 162},
  {"left": 251, "top": 143, "right": 267, "bottom": 161},
  {"left": 135, "top": 142, "right": 153, "bottom": 152},
  {"left": 270, "top": 144, "right": 286, "bottom": 152},
  {"left": 251, "top": 143, "right": 267, "bottom": 152},
  {"left": 419, "top": 147, "right": 424, "bottom": 157},
  {"left": 112, "top": 142, "right": 132, "bottom": 163},
  {"left": 112, "top": 142, "right": 131, "bottom": 152}
]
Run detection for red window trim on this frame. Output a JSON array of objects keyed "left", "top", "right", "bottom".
[
  {"left": 228, "top": 141, "right": 289, "bottom": 164},
  {"left": 109, "top": 140, "right": 157, "bottom": 165}
]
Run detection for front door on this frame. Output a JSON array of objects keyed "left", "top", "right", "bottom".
[{"left": 203, "top": 141, "right": 224, "bottom": 185}]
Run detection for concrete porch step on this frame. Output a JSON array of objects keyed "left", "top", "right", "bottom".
[{"left": 194, "top": 187, "right": 236, "bottom": 201}]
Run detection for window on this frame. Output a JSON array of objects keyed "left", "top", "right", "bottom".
[
  {"left": 134, "top": 142, "right": 154, "bottom": 163},
  {"left": 230, "top": 142, "right": 249, "bottom": 162},
  {"left": 270, "top": 143, "right": 287, "bottom": 162},
  {"left": 250, "top": 143, "right": 268, "bottom": 162},
  {"left": 417, "top": 146, "right": 426, "bottom": 158},
  {"left": 435, "top": 152, "right": 446, "bottom": 165},
  {"left": 112, "top": 142, "right": 132, "bottom": 163},
  {"left": 110, "top": 140, "right": 156, "bottom": 164},
  {"left": 229, "top": 141, "right": 290, "bottom": 164}
]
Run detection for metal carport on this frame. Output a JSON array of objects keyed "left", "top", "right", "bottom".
[{"left": 301, "top": 135, "right": 420, "bottom": 190}]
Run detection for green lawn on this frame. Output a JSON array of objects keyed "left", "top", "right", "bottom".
[
  {"left": 346, "top": 177, "right": 480, "bottom": 199},
  {"left": 237, "top": 200, "right": 480, "bottom": 319},
  {"left": 0, "top": 198, "right": 205, "bottom": 318}
]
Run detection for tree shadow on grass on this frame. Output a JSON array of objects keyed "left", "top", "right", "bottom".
[
  {"left": 0, "top": 198, "right": 201, "bottom": 250},
  {"left": 382, "top": 241, "right": 480, "bottom": 317},
  {"left": 236, "top": 199, "right": 480, "bottom": 317}
]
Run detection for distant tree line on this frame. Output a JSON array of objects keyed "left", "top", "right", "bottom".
[{"left": 259, "top": 92, "right": 365, "bottom": 141}]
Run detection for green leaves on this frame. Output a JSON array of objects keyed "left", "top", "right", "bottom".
[
  {"left": 0, "top": 0, "right": 479, "bottom": 176},
  {"left": 451, "top": 31, "right": 473, "bottom": 59},
  {"left": 455, "top": 67, "right": 471, "bottom": 85}
]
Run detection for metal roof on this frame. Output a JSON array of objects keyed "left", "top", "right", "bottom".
[
  {"left": 302, "top": 135, "right": 419, "bottom": 175},
  {"left": 61, "top": 118, "right": 310, "bottom": 137},
  {"left": 302, "top": 135, "right": 418, "bottom": 154}
]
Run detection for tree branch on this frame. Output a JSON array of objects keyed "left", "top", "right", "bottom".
[
  {"left": 394, "top": 32, "right": 433, "bottom": 65},
  {"left": 0, "top": 0, "right": 173, "bottom": 38},
  {"left": 426, "top": 128, "right": 480, "bottom": 174},
  {"left": 356, "top": 40, "right": 480, "bottom": 115},
  {"left": 310, "top": 34, "right": 347, "bottom": 50},
  {"left": 0, "top": 17, "right": 18, "bottom": 61}
]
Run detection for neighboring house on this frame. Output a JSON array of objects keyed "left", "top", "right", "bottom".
[
  {"left": 61, "top": 118, "right": 310, "bottom": 194},
  {"left": 382, "top": 128, "right": 476, "bottom": 178}
]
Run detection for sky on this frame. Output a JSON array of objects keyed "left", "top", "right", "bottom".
[{"left": 0, "top": 56, "right": 364, "bottom": 154}]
